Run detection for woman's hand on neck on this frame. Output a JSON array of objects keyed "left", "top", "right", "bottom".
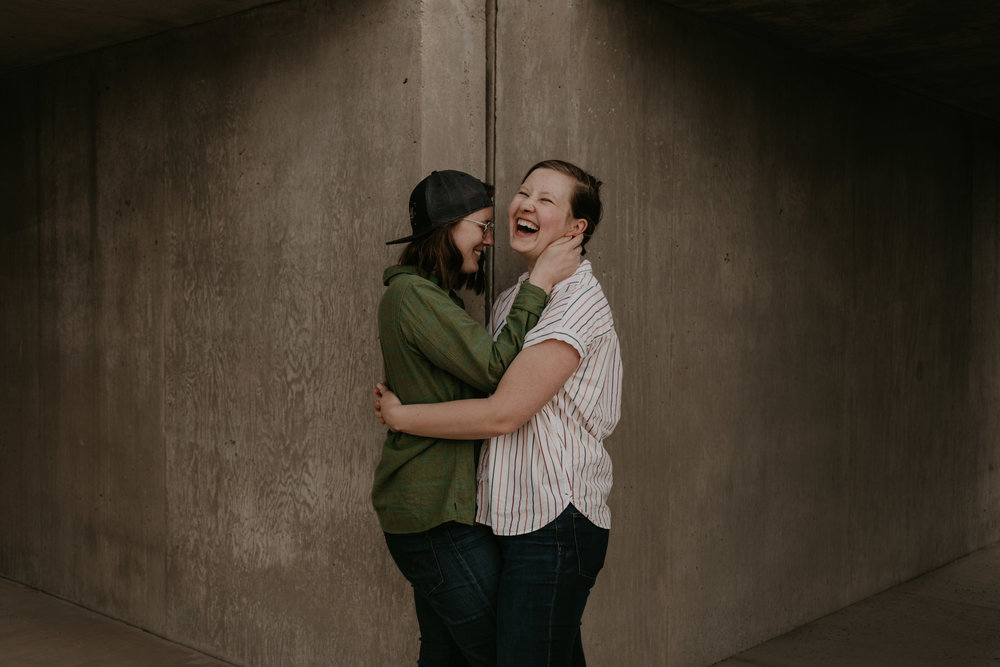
[{"left": 526, "top": 234, "right": 582, "bottom": 294}]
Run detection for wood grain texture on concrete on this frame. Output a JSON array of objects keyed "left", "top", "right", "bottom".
[
  {"left": 157, "top": 0, "right": 487, "bottom": 664},
  {"left": 2, "top": 0, "right": 489, "bottom": 664}
]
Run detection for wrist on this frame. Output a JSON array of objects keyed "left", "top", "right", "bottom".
[
  {"left": 526, "top": 273, "right": 553, "bottom": 294},
  {"left": 383, "top": 407, "right": 398, "bottom": 432}
]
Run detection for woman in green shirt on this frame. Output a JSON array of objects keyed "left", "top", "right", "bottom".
[{"left": 372, "top": 170, "right": 580, "bottom": 666}]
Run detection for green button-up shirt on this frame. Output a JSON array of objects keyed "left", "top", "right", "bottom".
[{"left": 372, "top": 264, "right": 547, "bottom": 534}]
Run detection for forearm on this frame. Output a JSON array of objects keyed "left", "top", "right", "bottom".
[
  {"left": 481, "top": 281, "right": 547, "bottom": 389},
  {"left": 408, "top": 280, "right": 546, "bottom": 394},
  {"left": 385, "top": 397, "right": 524, "bottom": 440},
  {"left": 384, "top": 340, "right": 580, "bottom": 440}
]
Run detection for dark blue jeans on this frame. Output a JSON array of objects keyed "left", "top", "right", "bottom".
[
  {"left": 496, "top": 505, "right": 609, "bottom": 666},
  {"left": 384, "top": 522, "right": 501, "bottom": 667}
]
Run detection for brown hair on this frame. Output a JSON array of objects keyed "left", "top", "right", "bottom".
[
  {"left": 522, "top": 160, "right": 603, "bottom": 255},
  {"left": 397, "top": 220, "right": 487, "bottom": 294}
]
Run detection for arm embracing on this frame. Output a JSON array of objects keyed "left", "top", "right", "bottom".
[
  {"left": 391, "top": 236, "right": 581, "bottom": 394},
  {"left": 379, "top": 340, "right": 580, "bottom": 439},
  {"left": 471, "top": 235, "right": 583, "bottom": 390},
  {"left": 402, "top": 282, "right": 558, "bottom": 394}
]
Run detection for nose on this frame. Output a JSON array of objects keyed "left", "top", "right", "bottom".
[{"left": 483, "top": 228, "right": 495, "bottom": 246}]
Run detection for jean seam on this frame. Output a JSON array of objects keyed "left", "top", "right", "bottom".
[
  {"left": 422, "top": 532, "right": 446, "bottom": 595},
  {"left": 546, "top": 514, "right": 562, "bottom": 667},
  {"left": 574, "top": 514, "right": 599, "bottom": 582},
  {"left": 444, "top": 525, "right": 496, "bottom": 618}
]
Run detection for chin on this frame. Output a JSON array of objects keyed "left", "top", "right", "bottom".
[{"left": 509, "top": 238, "right": 534, "bottom": 255}]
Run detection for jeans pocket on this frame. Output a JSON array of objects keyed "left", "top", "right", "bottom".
[
  {"left": 571, "top": 511, "right": 609, "bottom": 581},
  {"left": 385, "top": 533, "right": 446, "bottom": 596}
]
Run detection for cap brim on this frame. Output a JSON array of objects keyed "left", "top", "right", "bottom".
[{"left": 385, "top": 229, "right": 433, "bottom": 245}]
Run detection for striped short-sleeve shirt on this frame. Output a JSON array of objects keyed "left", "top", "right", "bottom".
[{"left": 476, "top": 260, "right": 623, "bottom": 535}]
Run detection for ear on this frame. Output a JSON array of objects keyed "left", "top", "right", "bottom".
[{"left": 567, "top": 218, "right": 588, "bottom": 237}]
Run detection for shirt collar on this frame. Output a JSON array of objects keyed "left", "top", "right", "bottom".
[
  {"left": 516, "top": 259, "right": 591, "bottom": 288},
  {"left": 383, "top": 264, "right": 441, "bottom": 287}
]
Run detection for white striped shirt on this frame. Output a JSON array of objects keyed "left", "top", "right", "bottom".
[{"left": 476, "top": 260, "right": 623, "bottom": 535}]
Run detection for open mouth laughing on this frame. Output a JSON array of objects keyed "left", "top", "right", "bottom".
[{"left": 516, "top": 218, "right": 539, "bottom": 235}]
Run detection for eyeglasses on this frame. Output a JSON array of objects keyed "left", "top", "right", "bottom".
[{"left": 461, "top": 217, "right": 495, "bottom": 239}]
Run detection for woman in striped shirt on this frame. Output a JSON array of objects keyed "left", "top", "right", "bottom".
[
  {"left": 377, "top": 160, "right": 623, "bottom": 666},
  {"left": 373, "top": 169, "right": 582, "bottom": 667}
]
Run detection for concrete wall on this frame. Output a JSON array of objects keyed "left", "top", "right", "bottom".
[
  {"left": 1, "top": 0, "right": 486, "bottom": 664},
  {"left": 1, "top": 0, "right": 998, "bottom": 665},
  {"left": 489, "top": 2, "right": 1000, "bottom": 664}
]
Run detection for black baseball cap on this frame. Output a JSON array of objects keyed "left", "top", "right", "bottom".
[{"left": 386, "top": 170, "right": 493, "bottom": 245}]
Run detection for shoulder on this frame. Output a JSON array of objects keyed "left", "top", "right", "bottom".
[
  {"left": 383, "top": 266, "right": 446, "bottom": 299},
  {"left": 549, "top": 262, "right": 611, "bottom": 311},
  {"left": 381, "top": 266, "right": 457, "bottom": 329},
  {"left": 535, "top": 262, "right": 615, "bottom": 336}
]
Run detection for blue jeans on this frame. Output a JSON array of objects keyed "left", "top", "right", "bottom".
[
  {"left": 496, "top": 505, "right": 609, "bottom": 667},
  {"left": 384, "top": 522, "right": 501, "bottom": 666}
]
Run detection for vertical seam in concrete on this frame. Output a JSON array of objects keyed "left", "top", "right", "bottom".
[
  {"left": 970, "top": 139, "right": 977, "bottom": 334},
  {"left": 847, "top": 154, "right": 858, "bottom": 593},
  {"left": 88, "top": 66, "right": 101, "bottom": 274},
  {"left": 485, "top": 0, "right": 497, "bottom": 318},
  {"left": 35, "top": 79, "right": 45, "bottom": 574},
  {"left": 160, "top": 53, "right": 170, "bottom": 628}
]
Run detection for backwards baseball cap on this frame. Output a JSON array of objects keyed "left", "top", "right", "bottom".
[{"left": 386, "top": 170, "right": 493, "bottom": 245}]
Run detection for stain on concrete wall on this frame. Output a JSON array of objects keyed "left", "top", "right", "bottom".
[{"left": 1, "top": 0, "right": 998, "bottom": 665}]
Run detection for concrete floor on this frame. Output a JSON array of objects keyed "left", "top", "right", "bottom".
[
  {"left": 2, "top": 543, "right": 999, "bottom": 666},
  {"left": 0, "top": 581, "right": 232, "bottom": 667},
  {"left": 715, "top": 543, "right": 1000, "bottom": 667}
]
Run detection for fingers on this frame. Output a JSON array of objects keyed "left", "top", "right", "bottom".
[
  {"left": 374, "top": 383, "right": 386, "bottom": 424},
  {"left": 542, "top": 235, "right": 582, "bottom": 253},
  {"left": 551, "top": 234, "right": 582, "bottom": 249}
]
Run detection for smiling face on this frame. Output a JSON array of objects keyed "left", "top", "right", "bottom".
[
  {"left": 450, "top": 206, "right": 494, "bottom": 274},
  {"left": 508, "top": 168, "right": 586, "bottom": 268}
]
